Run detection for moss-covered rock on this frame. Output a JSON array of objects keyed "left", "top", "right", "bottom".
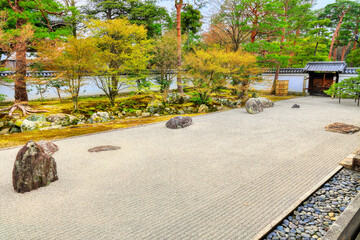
[
  {"left": 26, "top": 114, "right": 47, "bottom": 122},
  {"left": 198, "top": 104, "right": 209, "bottom": 113},
  {"left": 146, "top": 100, "right": 164, "bottom": 114},
  {"left": 14, "top": 120, "right": 23, "bottom": 128},
  {"left": 91, "top": 112, "right": 110, "bottom": 123},
  {"left": 21, "top": 119, "right": 37, "bottom": 132}
]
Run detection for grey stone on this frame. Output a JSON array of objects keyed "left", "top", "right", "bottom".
[
  {"left": 165, "top": 116, "right": 192, "bottom": 129},
  {"left": 258, "top": 97, "right": 274, "bottom": 108},
  {"left": 245, "top": 98, "right": 263, "bottom": 114},
  {"left": 292, "top": 104, "right": 300, "bottom": 108},
  {"left": 91, "top": 112, "right": 110, "bottom": 123}
]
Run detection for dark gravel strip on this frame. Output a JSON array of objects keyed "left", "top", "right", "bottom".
[{"left": 264, "top": 168, "right": 360, "bottom": 240}]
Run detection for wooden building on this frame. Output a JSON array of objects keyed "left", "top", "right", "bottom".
[
  {"left": 304, "top": 61, "right": 347, "bottom": 96},
  {"left": 261, "top": 62, "right": 359, "bottom": 95}
]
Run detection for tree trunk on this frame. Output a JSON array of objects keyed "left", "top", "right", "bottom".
[
  {"left": 250, "top": 17, "right": 258, "bottom": 43},
  {"left": 314, "top": 42, "right": 319, "bottom": 56},
  {"left": 341, "top": 43, "right": 351, "bottom": 61},
  {"left": 175, "top": 1, "right": 183, "bottom": 94},
  {"left": 271, "top": 66, "right": 280, "bottom": 95},
  {"left": 290, "top": 29, "right": 300, "bottom": 61},
  {"left": 14, "top": 18, "right": 28, "bottom": 103},
  {"left": 333, "top": 47, "right": 337, "bottom": 61},
  {"left": 56, "top": 88, "right": 62, "bottom": 102},
  {"left": 72, "top": 96, "right": 78, "bottom": 112},
  {"left": 328, "top": 11, "right": 347, "bottom": 60},
  {"left": 354, "top": 20, "right": 359, "bottom": 50}
]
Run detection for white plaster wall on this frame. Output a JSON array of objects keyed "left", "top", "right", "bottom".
[
  {"left": 339, "top": 74, "right": 358, "bottom": 82},
  {"left": 259, "top": 74, "right": 307, "bottom": 93}
]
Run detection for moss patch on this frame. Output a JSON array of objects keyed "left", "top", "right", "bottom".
[{"left": 0, "top": 113, "right": 204, "bottom": 149}]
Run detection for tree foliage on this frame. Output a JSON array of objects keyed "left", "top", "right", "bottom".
[
  {"left": 83, "top": 0, "right": 170, "bottom": 38},
  {"left": 35, "top": 37, "right": 98, "bottom": 111},
  {"left": 88, "top": 18, "right": 153, "bottom": 106},
  {"left": 185, "top": 47, "right": 260, "bottom": 103},
  {"left": 151, "top": 30, "right": 178, "bottom": 95}
]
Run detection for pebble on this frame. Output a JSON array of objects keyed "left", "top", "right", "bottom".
[{"left": 263, "top": 169, "right": 360, "bottom": 239}]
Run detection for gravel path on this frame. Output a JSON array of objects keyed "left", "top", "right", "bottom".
[{"left": 0, "top": 96, "right": 359, "bottom": 240}]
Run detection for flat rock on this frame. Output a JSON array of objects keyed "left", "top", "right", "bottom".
[
  {"left": 325, "top": 122, "right": 360, "bottom": 134},
  {"left": 165, "top": 116, "right": 192, "bottom": 129},
  {"left": 13, "top": 140, "right": 58, "bottom": 193},
  {"left": 88, "top": 145, "right": 121, "bottom": 152}
]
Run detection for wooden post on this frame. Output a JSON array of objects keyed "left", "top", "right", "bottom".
[{"left": 303, "top": 76, "right": 308, "bottom": 96}]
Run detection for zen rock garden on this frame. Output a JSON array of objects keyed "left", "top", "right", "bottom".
[{"left": 9, "top": 97, "right": 275, "bottom": 194}]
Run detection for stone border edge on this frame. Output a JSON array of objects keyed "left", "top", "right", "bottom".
[
  {"left": 252, "top": 165, "right": 343, "bottom": 240},
  {"left": 322, "top": 192, "right": 360, "bottom": 240}
]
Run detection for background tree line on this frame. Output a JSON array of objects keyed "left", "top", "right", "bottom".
[{"left": 0, "top": 0, "right": 360, "bottom": 112}]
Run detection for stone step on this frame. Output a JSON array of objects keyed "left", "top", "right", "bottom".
[{"left": 339, "top": 148, "right": 360, "bottom": 171}]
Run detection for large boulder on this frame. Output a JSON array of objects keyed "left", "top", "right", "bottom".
[
  {"left": 258, "top": 97, "right": 274, "bottom": 108},
  {"left": 12, "top": 141, "right": 58, "bottom": 193},
  {"left": 245, "top": 98, "right": 263, "bottom": 114},
  {"left": 146, "top": 100, "right": 164, "bottom": 114},
  {"left": 91, "top": 112, "right": 110, "bottom": 123},
  {"left": 165, "top": 116, "right": 192, "bottom": 129}
]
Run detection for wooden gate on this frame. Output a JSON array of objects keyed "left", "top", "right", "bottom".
[{"left": 309, "top": 73, "right": 336, "bottom": 95}]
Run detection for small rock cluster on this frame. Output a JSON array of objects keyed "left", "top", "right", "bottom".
[
  {"left": 245, "top": 97, "right": 274, "bottom": 114},
  {"left": 264, "top": 168, "right": 360, "bottom": 240},
  {"left": 0, "top": 113, "right": 89, "bottom": 134},
  {"left": 213, "top": 98, "right": 242, "bottom": 108},
  {"left": 13, "top": 140, "right": 59, "bottom": 193},
  {"left": 166, "top": 93, "right": 191, "bottom": 104}
]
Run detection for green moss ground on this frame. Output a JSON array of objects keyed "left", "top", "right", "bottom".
[{"left": 0, "top": 91, "right": 299, "bottom": 149}]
